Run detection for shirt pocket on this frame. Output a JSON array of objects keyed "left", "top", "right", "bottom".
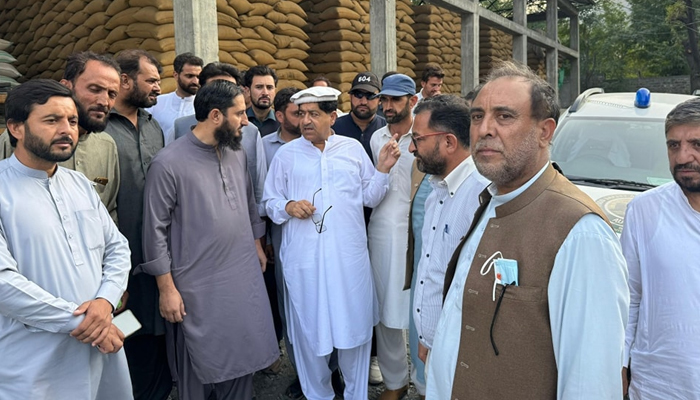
[{"left": 75, "top": 209, "right": 105, "bottom": 250}]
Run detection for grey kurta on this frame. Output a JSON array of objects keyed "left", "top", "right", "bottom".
[{"left": 139, "top": 131, "right": 279, "bottom": 383}]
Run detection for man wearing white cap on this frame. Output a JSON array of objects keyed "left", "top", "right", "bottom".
[{"left": 263, "top": 86, "right": 402, "bottom": 400}]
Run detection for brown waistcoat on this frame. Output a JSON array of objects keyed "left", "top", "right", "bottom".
[{"left": 442, "top": 164, "right": 609, "bottom": 400}]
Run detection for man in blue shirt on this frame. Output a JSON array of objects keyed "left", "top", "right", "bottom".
[{"left": 244, "top": 65, "right": 279, "bottom": 137}]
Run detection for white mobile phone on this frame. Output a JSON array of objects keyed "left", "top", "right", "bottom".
[{"left": 113, "top": 310, "right": 142, "bottom": 337}]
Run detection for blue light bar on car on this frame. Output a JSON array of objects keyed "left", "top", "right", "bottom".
[{"left": 635, "top": 88, "right": 651, "bottom": 108}]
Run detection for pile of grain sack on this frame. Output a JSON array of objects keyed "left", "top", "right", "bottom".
[{"left": 0, "top": 39, "right": 20, "bottom": 88}]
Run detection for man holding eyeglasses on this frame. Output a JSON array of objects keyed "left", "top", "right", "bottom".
[
  {"left": 263, "top": 86, "right": 401, "bottom": 400},
  {"left": 334, "top": 72, "right": 387, "bottom": 160},
  {"left": 365, "top": 73, "right": 417, "bottom": 400}
]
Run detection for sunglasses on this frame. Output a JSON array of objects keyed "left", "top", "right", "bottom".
[{"left": 350, "top": 91, "right": 377, "bottom": 100}]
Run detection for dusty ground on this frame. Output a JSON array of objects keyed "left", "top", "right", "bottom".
[{"left": 252, "top": 344, "right": 423, "bottom": 400}]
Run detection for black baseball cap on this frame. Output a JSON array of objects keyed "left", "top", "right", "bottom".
[{"left": 350, "top": 72, "right": 381, "bottom": 94}]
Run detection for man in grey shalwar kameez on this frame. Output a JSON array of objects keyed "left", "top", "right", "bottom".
[{"left": 140, "top": 80, "right": 279, "bottom": 400}]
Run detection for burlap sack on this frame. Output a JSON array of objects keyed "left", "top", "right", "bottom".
[
  {"left": 254, "top": 26, "right": 275, "bottom": 43},
  {"left": 105, "top": 25, "right": 129, "bottom": 43},
  {"left": 57, "top": 23, "right": 77, "bottom": 36},
  {"left": 152, "top": 50, "right": 175, "bottom": 65},
  {"left": 58, "top": 42, "right": 76, "bottom": 58},
  {"left": 65, "top": 0, "right": 85, "bottom": 13},
  {"left": 313, "top": 62, "right": 355, "bottom": 73},
  {"left": 130, "top": 0, "right": 172, "bottom": 11},
  {"left": 217, "top": 12, "right": 241, "bottom": 28},
  {"left": 288, "top": 37, "right": 310, "bottom": 51},
  {"left": 287, "top": 58, "right": 308, "bottom": 72},
  {"left": 276, "top": 23, "right": 309, "bottom": 41},
  {"left": 216, "top": 0, "right": 238, "bottom": 18},
  {"left": 160, "top": 77, "right": 176, "bottom": 93},
  {"left": 322, "top": 51, "right": 363, "bottom": 63},
  {"left": 47, "top": 34, "right": 62, "bottom": 48},
  {"left": 277, "top": 79, "right": 306, "bottom": 90},
  {"left": 40, "top": 11, "right": 58, "bottom": 25},
  {"left": 85, "top": 0, "right": 110, "bottom": 14},
  {"left": 320, "top": 30, "right": 361, "bottom": 43},
  {"left": 219, "top": 40, "right": 247, "bottom": 53},
  {"left": 286, "top": 14, "right": 306, "bottom": 28},
  {"left": 274, "top": 1, "right": 307, "bottom": 18},
  {"left": 134, "top": 7, "right": 173, "bottom": 24},
  {"left": 249, "top": 3, "right": 273, "bottom": 17},
  {"left": 142, "top": 37, "right": 175, "bottom": 52},
  {"left": 267, "top": 10, "right": 287, "bottom": 24},
  {"left": 51, "top": 69, "right": 65, "bottom": 81},
  {"left": 109, "top": 37, "right": 145, "bottom": 53},
  {"left": 218, "top": 51, "right": 237, "bottom": 65},
  {"left": 248, "top": 49, "right": 275, "bottom": 65},
  {"left": 241, "top": 38, "right": 276, "bottom": 55},
  {"left": 229, "top": 0, "right": 253, "bottom": 16},
  {"left": 269, "top": 60, "right": 289, "bottom": 70},
  {"left": 106, "top": 0, "right": 129, "bottom": 16},
  {"left": 218, "top": 26, "right": 243, "bottom": 40},
  {"left": 232, "top": 51, "right": 257, "bottom": 68},
  {"left": 275, "top": 48, "right": 307, "bottom": 60},
  {"left": 319, "top": 7, "right": 360, "bottom": 21},
  {"left": 276, "top": 69, "right": 307, "bottom": 82}
]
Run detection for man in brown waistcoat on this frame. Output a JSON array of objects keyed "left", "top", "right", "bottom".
[{"left": 425, "top": 61, "right": 629, "bottom": 399}]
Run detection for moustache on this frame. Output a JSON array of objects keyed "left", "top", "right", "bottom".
[
  {"left": 52, "top": 137, "right": 74, "bottom": 145},
  {"left": 87, "top": 106, "right": 109, "bottom": 114},
  {"left": 674, "top": 163, "right": 700, "bottom": 173}
]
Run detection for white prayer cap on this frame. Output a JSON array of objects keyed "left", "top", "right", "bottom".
[{"left": 291, "top": 86, "right": 341, "bottom": 105}]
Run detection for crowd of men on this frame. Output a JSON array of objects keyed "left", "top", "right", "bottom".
[{"left": 0, "top": 48, "right": 697, "bottom": 400}]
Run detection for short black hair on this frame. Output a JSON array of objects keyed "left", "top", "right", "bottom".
[
  {"left": 5, "top": 79, "right": 76, "bottom": 147},
  {"left": 115, "top": 49, "right": 162, "bottom": 80},
  {"left": 63, "top": 51, "right": 120, "bottom": 83},
  {"left": 413, "top": 94, "right": 471, "bottom": 148},
  {"left": 199, "top": 62, "right": 242, "bottom": 86},
  {"left": 243, "top": 65, "right": 278, "bottom": 88},
  {"left": 173, "top": 52, "right": 203, "bottom": 74},
  {"left": 194, "top": 80, "right": 244, "bottom": 122},
  {"left": 274, "top": 87, "right": 300, "bottom": 114},
  {"left": 311, "top": 76, "right": 332, "bottom": 86},
  {"left": 318, "top": 100, "right": 337, "bottom": 114},
  {"left": 421, "top": 63, "right": 445, "bottom": 82}
]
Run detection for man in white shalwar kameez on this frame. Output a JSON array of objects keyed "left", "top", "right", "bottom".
[
  {"left": 0, "top": 79, "right": 132, "bottom": 399},
  {"left": 263, "top": 86, "right": 401, "bottom": 400},
  {"left": 621, "top": 97, "right": 700, "bottom": 399},
  {"left": 367, "top": 73, "right": 417, "bottom": 399}
]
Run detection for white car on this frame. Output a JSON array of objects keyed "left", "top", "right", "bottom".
[{"left": 551, "top": 88, "right": 695, "bottom": 233}]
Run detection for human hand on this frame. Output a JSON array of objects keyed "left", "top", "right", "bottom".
[
  {"left": 94, "top": 324, "right": 125, "bottom": 354},
  {"left": 622, "top": 367, "right": 629, "bottom": 397},
  {"left": 159, "top": 287, "right": 186, "bottom": 323},
  {"left": 264, "top": 244, "right": 275, "bottom": 264},
  {"left": 256, "top": 239, "right": 267, "bottom": 272},
  {"left": 418, "top": 342, "right": 429, "bottom": 363},
  {"left": 376, "top": 133, "right": 401, "bottom": 173},
  {"left": 71, "top": 298, "right": 114, "bottom": 344},
  {"left": 285, "top": 200, "right": 316, "bottom": 219}
]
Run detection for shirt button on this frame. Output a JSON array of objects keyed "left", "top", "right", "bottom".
[
  {"left": 419, "top": 335, "right": 423, "bottom": 339},
  {"left": 426, "top": 254, "right": 429, "bottom": 258},
  {"left": 432, "top": 226, "right": 435, "bottom": 230},
  {"left": 420, "top": 280, "right": 424, "bottom": 284},
  {"left": 439, "top": 200, "right": 443, "bottom": 205},
  {"left": 68, "top": 234, "right": 73, "bottom": 239},
  {"left": 416, "top": 308, "right": 420, "bottom": 313},
  {"left": 62, "top": 216, "right": 68, "bottom": 221}
]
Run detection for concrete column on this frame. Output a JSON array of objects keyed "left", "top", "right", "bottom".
[
  {"left": 512, "top": 0, "right": 527, "bottom": 64},
  {"left": 569, "top": 14, "right": 580, "bottom": 103},
  {"left": 546, "top": 0, "right": 558, "bottom": 96},
  {"left": 461, "top": 12, "right": 480, "bottom": 94},
  {"left": 370, "top": 0, "right": 397, "bottom": 78},
  {"left": 173, "top": 0, "right": 219, "bottom": 64}
]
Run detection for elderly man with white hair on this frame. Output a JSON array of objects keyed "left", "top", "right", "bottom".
[{"left": 263, "top": 86, "right": 401, "bottom": 400}]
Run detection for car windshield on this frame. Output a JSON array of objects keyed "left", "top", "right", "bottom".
[{"left": 551, "top": 119, "right": 674, "bottom": 188}]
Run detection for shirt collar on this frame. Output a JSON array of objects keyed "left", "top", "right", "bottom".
[
  {"left": 271, "top": 129, "right": 287, "bottom": 144},
  {"left": 246, "top": 107, "right": 275, "bottom": 122},
  {"left": 8, "top": 154, "right": 53, "bottom": 179},
  {"left": 109, "top": 107, "right": 153, "bottom": 121},
  {"left": 430, "top": 156, "right": 478, "bottom": 197},
  {"left": 487, "top": 162, "right": 549, "bottom": 205}
]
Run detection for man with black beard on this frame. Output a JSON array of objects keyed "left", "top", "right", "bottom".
[
  {"left": 406, "top": 95, "right": 488, "bottom": 385},
  {"left": 244, "top": 65, "right": 279, "bottom": 137},
  {"left": 141, "top": 80, "right": 279, "bottom": 400},
  {"left": 105, "top": 49, "right": 171, "bottom": 400},
  {"left": 0, "top": 52, "right": 122, "bottom": 223},
  {"left": 147, "top": 52, "right": 203, "bottom": 145},
  {"left": 334, "top": 72, "right": 386, "bottom": 160}
]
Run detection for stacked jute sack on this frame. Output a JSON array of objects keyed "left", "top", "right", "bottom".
[
  {"left": 411, "top": 4, "right": 462, "bottom": 94},
  {"left": 218, "top": 0, "right": 310, "bottom": 90},
  {"left": 0, "top": 0, "right": 178, "bottom": 89},
  {"left": 0, "top": 39, "right": 20, "bottom": 87},
  {"left": 395, "top": 0, "right": 417, "bottom": 80},
  {"left": 302, "top": 0, "right": 371, "bottom": 111},
  {"left": 479, "top": 25, "right": 513, "bottom": 78}
]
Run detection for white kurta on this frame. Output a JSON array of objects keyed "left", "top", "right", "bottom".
[
  {"left": 263, "top": 133, "right": 389, "bottom": 357},
  {"left": 368, "top": 127, "right": 414, "bottom": 328},
  {"left": 621, "top": 182, "right": 700, "bottom": 399},
  {"left": 0, "top": 156, "right": 133, "bottom": 400},
  {"left": 147, "top": 91, "right": 195, "bottom": 145}
]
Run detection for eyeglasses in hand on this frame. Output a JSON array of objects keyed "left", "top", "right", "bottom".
[{"left": 311, "top": 188, "right": 332, "bottom": 234}]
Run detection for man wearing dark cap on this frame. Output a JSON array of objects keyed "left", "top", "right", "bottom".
[{"left": 334, "top": 72, "right": 386, "bottom": 159}]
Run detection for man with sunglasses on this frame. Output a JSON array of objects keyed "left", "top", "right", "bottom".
[
  {"left": 334, "top": 72, "right": 386, "bottom": 160},
  {"left": 263, "top": 86, "right": 401, "bottom": 400}
]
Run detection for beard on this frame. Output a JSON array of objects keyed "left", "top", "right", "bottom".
[
  {"left": 415, "top": 141, "right": 446, "bottom": 176},
  {"left": 178, "top": 77, "right": 199, "bottom": 96},
  {"left": 215, "top": 118, "right": 242, "bottom": 151},
  {"left": 473, "top": 127, "right": 540, "bottom": 186},
  {"left": 126, "top": 84, "right": 158, "bottom": 108},
  {"left": 23, "top": 123, "right": 76, "bottom": 162},
  {"left": 351, "top": 104, "right": 376, "bottom": 120},
  {"left": 673, "top": 162, "right": 700, "bottom": 192},
  {"left": 385, "top": 103, "right": 411, "bottom": 124},
  {"left": 283, "top": 118, "right": 301, "bottom": 137},
  {"left": 77, "top": 100, "right": 109, "bottom": 133},
  {"left": 251, "top": 95, "right": 271, "bottom": 110}
]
